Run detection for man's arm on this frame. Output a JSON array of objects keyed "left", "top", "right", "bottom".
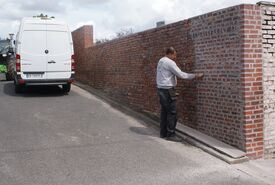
[{"left": 169, "top": 61, "right": 196, "bottom": 79}]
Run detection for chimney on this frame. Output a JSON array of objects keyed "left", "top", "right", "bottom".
[{"left": 156, "top": 21, "right": 165, "bottom": 28}]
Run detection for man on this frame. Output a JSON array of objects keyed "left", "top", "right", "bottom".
[{"left": 156, "top": 47, "right": 203, "bottom": 139}]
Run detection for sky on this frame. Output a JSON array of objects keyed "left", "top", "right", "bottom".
[{"left": 0, "top": 0, "right": 261, "bottom": 41}]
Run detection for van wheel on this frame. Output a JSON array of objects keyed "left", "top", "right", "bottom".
[
  {"left": 15, "top": 84, "right": 23, "bottom": 94},
  {"left": 6, "top": 73, "right": 13, "bottom": 81},
  {"left": 62, "top": 84, "right": 71, "bottom": 93}
]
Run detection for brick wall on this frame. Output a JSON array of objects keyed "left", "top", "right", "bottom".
[
  {"left": 72, "top": 4, "right": 267, "bottom": 159},
  {"left": 189, "top": 6, "right": 245, "bottom": 150},
  {"left": 240, "top": 4, "right": 263, "bottom": 159},
  {"left": 260, "top": 2, "right": 275, "bottom": 159},
  {"left": 72, "top": 25, "right": 93, "bottom": 83}
]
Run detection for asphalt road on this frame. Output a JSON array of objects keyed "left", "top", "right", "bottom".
[{"left": 0, "top": 81, "right": 270, "bottom": 185}]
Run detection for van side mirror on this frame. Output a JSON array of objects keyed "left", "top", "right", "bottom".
[{"left": 13, "top": 40, "right": 16, "bottom": 45}]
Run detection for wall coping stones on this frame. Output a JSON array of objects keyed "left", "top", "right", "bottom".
[{"left": 257, "top": 1, "right": 275, "bottom": 6}]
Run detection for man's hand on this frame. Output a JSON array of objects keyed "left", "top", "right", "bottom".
[{"left": 195, "top": 73, "right": 204, "bottom": 80}]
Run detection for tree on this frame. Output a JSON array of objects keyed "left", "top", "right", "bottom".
[
  {"left": 95, "top": 38, "right": 110, "bottom": 44},
  {"left": 95, "top": 28, "right": 134, "bottom": 45},
  {"left": 115, "top": 28, "right": 133, "bottom": 38}
]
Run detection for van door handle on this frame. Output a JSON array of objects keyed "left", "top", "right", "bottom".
[{"left": 48, "top": 60, "right": 56, "bottom": 64}]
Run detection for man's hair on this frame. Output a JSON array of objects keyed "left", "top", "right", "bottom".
[{"left": 165, "top": 47, "right": 176, "bottom": 55}]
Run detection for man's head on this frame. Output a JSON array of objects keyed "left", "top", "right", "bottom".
[{"left": 165, "top": 47, "right": 177, "bottom": 60}]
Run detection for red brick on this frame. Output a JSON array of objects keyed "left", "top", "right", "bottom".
[{"left": 72, "top": 3, "right": 264, "bottom": 160}]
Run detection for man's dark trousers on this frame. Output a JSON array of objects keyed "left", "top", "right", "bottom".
[{"left": 157, "top": 88, "right": 177, "bottom": 138}]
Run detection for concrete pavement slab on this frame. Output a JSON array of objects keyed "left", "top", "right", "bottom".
[{"left": 0, "top": 81, "right": 271, "bottom": 185}]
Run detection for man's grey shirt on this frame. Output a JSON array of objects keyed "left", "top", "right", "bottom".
[{"left": 156, "top": 56, "right": 196, "bottom": 89}]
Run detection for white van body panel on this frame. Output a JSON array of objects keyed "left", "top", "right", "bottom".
[
  {"left": 15, "top": 17, "right": 74, "bottom": 84},
  {"left": 45, "top": 20, "right": 72, "bottom": 79}
]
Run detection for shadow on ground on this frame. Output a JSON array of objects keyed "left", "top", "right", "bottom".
[
  {"left": 129, "top": 126, "right": 192, "bottom": 145},
  {"left": 129, "top": 126, "right": 158, "bottom": 137},
  {"left": 2, "top": 82, "right": 66, "bottom": 97}
]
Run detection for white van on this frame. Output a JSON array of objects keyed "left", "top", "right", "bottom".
[{"left": 13, "top": 17, "right": 75, "bottom": 93}]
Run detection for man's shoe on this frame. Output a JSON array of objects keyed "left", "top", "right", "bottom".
[
  {"left": 160, "top": 131, "right": 167, "bottom": 138},
  {"left": 166, "top": 136, "right": 183, "bottom": 142},
  {"left": 167, "top": 131, "right": 176, "bottom": 137},
  {"left": 160, "top": 134, "right": 166, "bottom": 138}
]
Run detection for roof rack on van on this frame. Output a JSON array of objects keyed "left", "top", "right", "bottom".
[
  {"left": 32, "top": 14, "right": 55, "bottom": 20},
  {"left": 41, "top": 17, "right": 54, "bottom": 20}
]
